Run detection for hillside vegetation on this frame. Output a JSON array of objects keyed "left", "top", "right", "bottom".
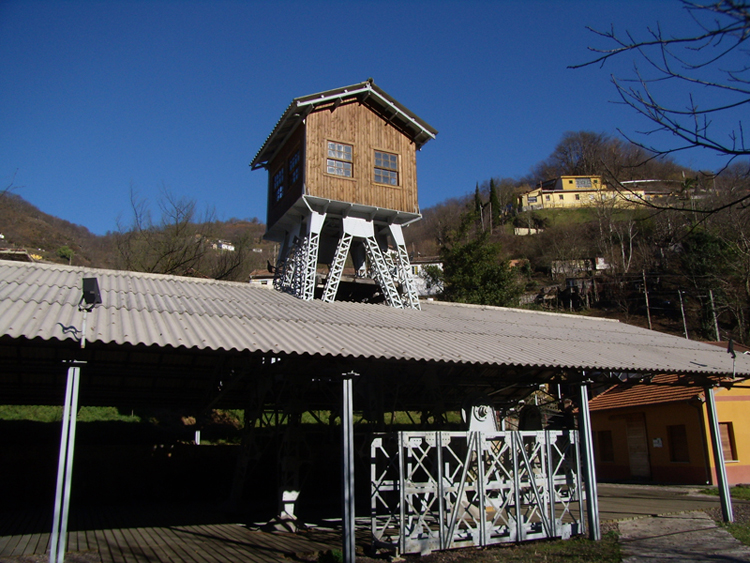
[{"left": 0, "top": 189, "right": 274, "bottom": 281}]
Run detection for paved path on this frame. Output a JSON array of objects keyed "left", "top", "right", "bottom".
[
  {"left": 619, "top": 511, "right": 750, "bottom": 562},
  {"left": 597, "top": 484, "right": 750, "bottom": 562}
]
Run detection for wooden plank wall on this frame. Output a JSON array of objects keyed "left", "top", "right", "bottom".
[{"left": 305, "top": 101, "right": 419, "bottom": 214}]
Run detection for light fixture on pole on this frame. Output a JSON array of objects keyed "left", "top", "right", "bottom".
[{"left": 50, "top": 277, "right": 101, "bottom": 563}]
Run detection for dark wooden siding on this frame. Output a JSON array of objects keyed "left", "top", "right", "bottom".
[{"left": 267, "top": 125, "right": 305, "bottom": 228}]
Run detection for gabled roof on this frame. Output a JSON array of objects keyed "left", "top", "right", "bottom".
[
  {"left": 1, "top": 260, "right": 747, "bottom": 380},
  {"left": 250, "top": 79, "right": 438, "bottom": 170},
  {"left": 588, "top": 373, "right": 704, "bottom": 411}
]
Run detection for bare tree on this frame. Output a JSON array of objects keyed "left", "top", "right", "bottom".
[
  {"left": 115, "top": 186, "right": 250, "bottom": 280},
  {"left": 573, "top": 1, "right": 750, "bottom": 211}
]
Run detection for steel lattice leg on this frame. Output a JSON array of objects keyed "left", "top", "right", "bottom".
[
  {"left": 322, "top": 233, "right": 353, "bottom": 303},
  {"left": 364, "top": 237, "right": 404, "bottom": 308},
  {"left": 389, "top": 225, "right": 420, "bottom": 310}
]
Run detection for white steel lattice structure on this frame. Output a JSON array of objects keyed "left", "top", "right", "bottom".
[
  {"left": 275, "top": 212, "right": 421, "bottom": 310},
  {"left": 371, "top": 430, "right": 584, "bottom": 555}
]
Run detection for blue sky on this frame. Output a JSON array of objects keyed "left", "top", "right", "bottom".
[{"left": 0, "top": 0, "right": 738, "bottom": 235}]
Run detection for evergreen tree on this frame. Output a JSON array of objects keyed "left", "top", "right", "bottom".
[
  {"left": 489, "top": 178, "right": 502, "bottom": 228},
  {"left": 439, "top": 211, "right": 522, "bottom": 306}
]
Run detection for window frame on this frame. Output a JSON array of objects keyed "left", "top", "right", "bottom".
[
  {"left": 720, "top": 422, "right": 738, "bottom": 461},
  {"left": 373, "top": 149, "right": 399, "bottom": 186},
  {"left": 288, "top": 148, "right": 301, "bottom": 188},
  {"left": 326, "top": 141, "right": 353, "bottom": 178},
  {"left": 272, "top": 166, "right": 285, "bottom": 203}
]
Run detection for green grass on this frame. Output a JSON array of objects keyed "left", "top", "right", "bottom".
[
  {"left": 700, "top": 484, "right": 750, "bottom": 502},
  {"left": 723, "top": 522, "right": 750, "bottom": 546},
  {"left": 0, "top": 405, "right": 140, "bottom": 423}
]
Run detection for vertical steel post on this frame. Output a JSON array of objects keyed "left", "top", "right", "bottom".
[
  {"left": 578, "top": 383, "right": 600, "bottom": 541},
  {"left": 436, "top": 432, "right": 446, "bottom": 551},
  {"left": 50, "top": 363, "right": 81, "bottom": 563},
  {"left": 341, "top": 374, "right": 356, "bottom": 563},
  {"left": 545, "top": 430, "right": 557, "bottom": 538},
  {"left": 705, "top": 386, "right": 734, "bottom": 522},
  {"left": 678, "top": 291, "right": 689, "bottom": 339}
]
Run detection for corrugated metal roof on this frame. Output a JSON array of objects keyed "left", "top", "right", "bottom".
[
  {"left": 588, "top": 373, "right": 703, "bottom": 411},
  {"left": 1, "top": 260, "right": 748, "bottom": 377}
]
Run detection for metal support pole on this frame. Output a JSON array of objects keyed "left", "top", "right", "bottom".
[
  {"left": 705, "top": 386, "right": 734, "bottom": 522},
  {"left": 709, "top": 289, "right": 720, "bottom": 341},
  {"left": 578, "top": 382, "right": 600, "bottom": 541},
  {"left": 341, "top": 373, "right": 357, "bottom": 563},
  {"left": 678, "top": 291, "right": 689, "bottom": 339},
  {"left": 50, "top": 363, "right": 82, "bottom": 563},
  {"left": 50, "top": 279, "right": 100, "bottom": 563},
  {"left": 642, "top": 270, "right": 652, "bottom": 330}
]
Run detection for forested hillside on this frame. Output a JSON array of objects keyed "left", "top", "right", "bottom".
[
  {"left": 0, "top": 189, "right": 273, "bottom": 280},
  {"left": 403, "top": 132, "right": 750, "bottom": 345}
]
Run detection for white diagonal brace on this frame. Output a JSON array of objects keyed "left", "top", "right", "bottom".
[
  {"left": 322, "top": 232, "right": 353, "bottom": 303},
  {"left": 389, "top": 224, "right": 421, "bottom": 310}
]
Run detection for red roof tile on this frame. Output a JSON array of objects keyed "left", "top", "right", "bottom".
[{"left": 589, "top": 374, "right": 703, "bottom": 411}]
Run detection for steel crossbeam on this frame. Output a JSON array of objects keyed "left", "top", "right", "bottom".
[{"left": 371, "top": 430, "right": 583, "bottom": 556}]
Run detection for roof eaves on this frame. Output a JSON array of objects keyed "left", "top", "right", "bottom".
[{"left": 250, "top": 80, "right": 437, "bottom": 170}]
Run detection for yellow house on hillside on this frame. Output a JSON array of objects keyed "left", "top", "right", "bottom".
[
  {"left": 519, "top": 175, "right": 646, "bottom": 211},
  {"left": 589, "top": 371, "right": 750, "bottom": 485}
]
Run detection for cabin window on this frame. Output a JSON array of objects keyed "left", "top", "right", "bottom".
[
  {"left": 288, "top": 150, "right": 301, "bottom": 186},
  {"left": 668, "top": 424, "right": 690, "bottom": 462},
  {"left": 272, "top": 167, "right": 285, "bottom": 203},
  {"left": 374, "top": 151, "right": 399, "bottom": 186},
  {"left": 327, "top": 141, "right": 353, "bottom": 177},
  {"left": 720, "top": 422, "right": 738, "bottom": 461}
]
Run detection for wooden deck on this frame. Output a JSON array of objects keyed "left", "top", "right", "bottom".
[{"left": 0, "top": 503, "right": 345, "bottom": 562}]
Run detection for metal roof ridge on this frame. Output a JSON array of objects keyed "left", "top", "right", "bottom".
[
  {"left": 423, "top": 299, "right": 621, "bottom": 323},
  {"left": 0, "top": 260, "right": 252, "bottom": 288}
]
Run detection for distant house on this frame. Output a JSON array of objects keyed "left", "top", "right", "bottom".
[
  {"left": 212, "top": 240, "right": 235, "bottom": 252},
  {"left": 589, "top": 368, "right": 750, "bottom": 485},
  {"left": 518, "top": 175, "right": 646, "bottom": 211},
  {"left": 410, "top": 257, "right": 443, "bottom": 297}
]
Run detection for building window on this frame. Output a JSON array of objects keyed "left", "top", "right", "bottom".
[
  {"left": 576, "top": 178, "right": 593, "bottom": 189},
  {"left": 558, "top": 194, "right": 564, "bottom": 200},
  {"left": 545, "top": 195, "right": 551, "bottom": 201},
  {"left": 272, "top": 167, "right": 285, "bottom": 203},
  {"left": 597, "top": 430, "right": 615, "bottom": 462},
  {"left": 575, "top": 194, "right": 581, "bottom": 200},
  {"left": 374, "top": 150, "right": 398, "bottom": 185},
  {"left": 327, "top": 141, "right": 353, "bottom": 177},
  {"left": 668, "top": 424, "right": 690, "bottom": 462},
  {"left": 720, "top": 422, "right": 738, "bottom": 461},
  {"left": 528, "top": 196, "right": 538, "bottom": 203},
  {"left": 288, "top": 150, "right": 301, "bottom": 186}
]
